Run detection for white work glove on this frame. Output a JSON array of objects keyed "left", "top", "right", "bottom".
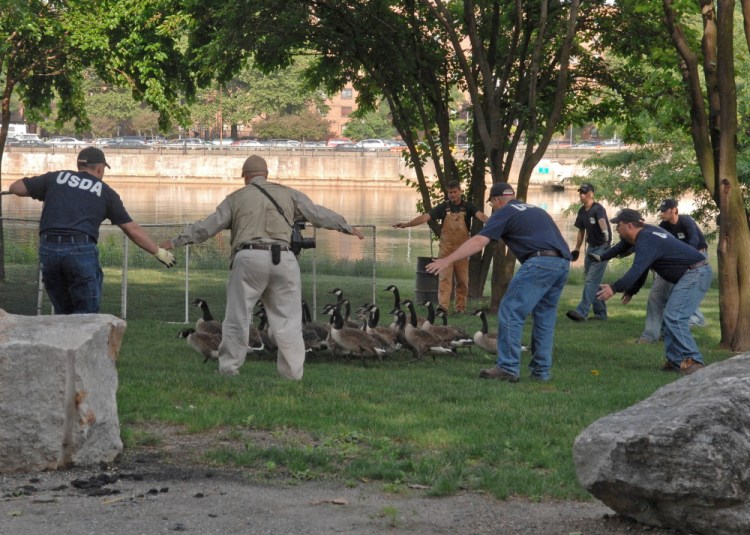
[
  {"left": 154, "top": 247, "right": 176, "bottom": 268},
  {"left": 602, "top": 229, "right": 610, "bottom": 243}
]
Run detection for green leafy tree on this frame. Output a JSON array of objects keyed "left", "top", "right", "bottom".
[
  {"left": 343, "top": 104, "right": 397, "bottom": 141},
  {"left": 0, "top": 0, "right": 197, "bottom": 280},
  {"left": 253, "top": 109, "right": 331, "bottom": 141},
  {"left": 178, "top": 0, "right": 618, "bottom": 307},
  {"left": 588, "top": 1, "right": 750, "bottom": 350}
]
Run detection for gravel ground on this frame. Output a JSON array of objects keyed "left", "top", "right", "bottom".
[{"left": 0, "top": 426, "right": 685, "bottom": 535}]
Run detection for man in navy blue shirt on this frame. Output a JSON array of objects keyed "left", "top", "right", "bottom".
[
  {"left": 596, "top": 209, "right": 711, "bottom": 374},
  {"left": 425, "top": 183, "right": 570, "bottom": 382},
  {"left": 566, "top": 183, "right": 611, "bottom": 322},
  {"left": 8, "top": 147, "right": 175, "bottom": 314}
]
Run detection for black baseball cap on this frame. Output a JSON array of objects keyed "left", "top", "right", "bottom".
[
  {"left": 577, "top": 183, "right": 595, "bottom": 193},
  {"left": 659, "top": 199, "right": 677, "bottom": 212},
  {"left": 610, "top": 208, "right": 644, "bottom": 224},
  {"left": 487, "top": 182, "right": 515, "bottom": 201},
  {"left": 77, "top": 147, "right": 110, "bottom": 169}
]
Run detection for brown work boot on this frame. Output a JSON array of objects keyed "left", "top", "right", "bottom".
[
  {"left": 660, "top": 360, "right": 679, "bottom": 372},
  {"left": 679, "top": 358, "right": 705, "bottom": 375},
  {"left": 479, "top": 367, "right": 519, "bottom": 382}
]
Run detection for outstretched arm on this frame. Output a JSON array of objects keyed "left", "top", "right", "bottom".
[
  {"left": 424, "top": 235, "right": 491, "bottom": 274},
  {"left": 393, "top": 213, "right": 431, "bottom": 229}
]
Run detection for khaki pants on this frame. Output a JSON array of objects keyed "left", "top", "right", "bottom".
[{"left": 218, "top": 249, "right": 305, "bottom": 379}]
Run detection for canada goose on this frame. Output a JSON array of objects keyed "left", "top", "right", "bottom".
[
  {"left": 193, "top": 298, "right": 223, "bottom": 336},
  {"left": 384, "top": 285, "right": 425, "bottom": 326},
  {"left": 177, "top": 328, "right": 220, "bottom": 363},
  {"left": 422, "top": 301, "right": 473, "bottom": 348},
  {"left": 401, "top": 300, "right": 455, "bottom": 360},
  {"left": 325, "top": 307, "right": 387, "bottom": 364},
  {"left": 253, "top": 308, "right": 278, "bottom": 354},
  {"left": 364, "top": 304, "right": 402, "bottom": 354},
  {"left": 472, "top": 310, "right": 497, "bottom": 354},
  {"left": 302, "top": 300, "right": 329, "bottom": 351},
  {"left": 338, "top": 298, "right": 362, "bottom": 328}
]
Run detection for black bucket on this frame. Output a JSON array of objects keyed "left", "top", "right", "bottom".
[{"left": 415, "top": 256, "right": 439, "bottom": 305}]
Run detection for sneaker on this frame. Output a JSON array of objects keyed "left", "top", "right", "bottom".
[
  {"left": 479, "top": 367, "right": 519, "bottom": 382},
  {"left": 679, "top": 358, "right": 705, "bottom": 375},
  {"left": 635, "top": 337, "right": 657, "bottom": 344},
  {"left": 566, "top": 310, "right": 586, "bottom": 322},
  {"left": 660, "top": 360, "right": 679, "bottom": 372}
]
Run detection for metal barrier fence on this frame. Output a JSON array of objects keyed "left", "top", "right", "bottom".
[{"left": 0, "top": 207, "right": 718, "bottom": 321}]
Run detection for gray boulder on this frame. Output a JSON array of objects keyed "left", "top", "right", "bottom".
[
  {"left": 0, "top": 310, "right": 126, "bottom": 473},
  {"left": 574, "top": 354, "right": 750, "bottom": 535}
]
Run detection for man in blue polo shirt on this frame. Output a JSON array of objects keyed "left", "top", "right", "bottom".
[
  {"left": 596, "top": 208, "right": 711, "bottom": 374},
  {"left": 425, "top": 182, "right": 570, "bottom": 382}
]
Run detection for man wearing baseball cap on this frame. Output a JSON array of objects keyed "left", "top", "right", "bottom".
[
  {"left": 425, "top": 182, "right": 571, "bottom": 382},
  {"left": 7, "top": 147, "right": 175, "bottom": 314},
  {"left": 566, "top": 182, "right": 611, "bottom": 322},
  {"left": 595, "top": 208, "right": 711, "bottom": 374},
  {"left": 393, "top": 180, "right": 488, "bottom": 313}
]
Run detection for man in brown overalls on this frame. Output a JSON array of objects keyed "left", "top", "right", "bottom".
[{"left": 394, "top": 181, "right": 488, "bottom": 313}]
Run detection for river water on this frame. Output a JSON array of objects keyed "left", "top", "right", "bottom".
[{"left": 2, "top": 181, "right": 593, "bottom": 262}]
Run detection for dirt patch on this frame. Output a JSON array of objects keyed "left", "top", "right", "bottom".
[{"left": 0, "top": 424, "right": 684, "bottom": 534}]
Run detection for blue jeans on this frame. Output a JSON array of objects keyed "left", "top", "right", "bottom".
[
  {"left": 574, "top": 244, "right": 609, "bottom": 319},
  {"left": 663, "top": 264, "right": 712, "bottom": 367},
  {"left": 496, "top": 256, "right": 569, "bottom": 380},
  {"left": 39, "top": 242, "right": 103, "bottom": 314}
]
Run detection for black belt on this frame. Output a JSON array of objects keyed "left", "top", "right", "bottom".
[
  {"left": 238, "top": 243, "right": 291, "bottom": 251},
  {"left": 688, "top": 260, "right": 708, "bottom": 270},
  {"left": 523, "top": 250, "right": 562, "bottom": 263},
  {"left": 42, "top": 233, "right": 95, "bottom": 244}
]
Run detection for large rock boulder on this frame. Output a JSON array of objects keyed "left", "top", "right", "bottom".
[
  {"left": 0, "top": 310, "right": 126, "bottom": 473},
  {"left": 574, "top": 354, "right": 750, "bottom": 535}
]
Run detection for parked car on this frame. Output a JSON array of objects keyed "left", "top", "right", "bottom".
[
  {"left": 602, "top": 138, "right": 622, "bottom": 147},
  {"left": 144, "top": 135, "right": 167, "bottom": 145},
  {"left": 11, "top": 133, "right": 43, "bottom": 143},
  {"left": 571, "top": 140, "right": 599, "bottom": 149},
  {"left": 209, "top": 138, "right": 235, "bottom": 147},
  {"left": 47, "top": 136, "right": 88, "bottom": 147},
  {"left": 267, "top": 139, "right": 302, "bottom": 148},
  {"left": 332, "top": 143, "right": 361, "bottom": 152},
  {"left": 326, "top": 137, "right": 352, "bottom": 147},
  {"left": 355, "top": 139, "right": 389, "bottom": 150},
  {"left": 6, "top": 139, "right": 50, "bottom": 148},
  {"left": 94, "top": 137, "right": 115, "bottom": 146},
  {"left": 103, "top": 139, "right": 152, "bottom": 150},
  {"left": 233, "top": 139, "right": 265, "bottom": 148},
  {"left": 165, "top": 138, "right": 211, "bottom": 149}
]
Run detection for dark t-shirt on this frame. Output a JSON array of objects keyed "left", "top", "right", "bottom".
[
  {"left": 574, "top": 202, "right": 611, "bottom": 247},
  {"left": 429, "top": 199, "right": 480, "bottom": 229},
  {"left": 659, "top": 215, "right": 707, "bottom": 250},
  {"left": 611, "top": 225, "right": 706, "bottom": 294},
  {"left": 479, "top": 199, "right": 571, "bottom": 261},
  {"left": 23, "top": 170, "right": 132, "bottom": 241}
]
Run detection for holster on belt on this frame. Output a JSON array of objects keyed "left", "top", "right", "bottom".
[{"left": 271, "top": 243, "right": 281, "bottom": 265}]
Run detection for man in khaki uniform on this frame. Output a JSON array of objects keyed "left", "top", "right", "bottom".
[
  {"left": 393, "top": 181, "right": 488, "bottom": 313},
  {"left": 161, "top": 156, "right": 363, "bottom": 378}
]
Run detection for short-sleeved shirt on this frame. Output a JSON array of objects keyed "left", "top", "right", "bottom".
[
  {"left": 611, "top": 225, "right": 706, "bottom": 294},
  {"left": 479, "top": 199, "right": 571, "bottom": 261},
  {"left": 659, "top": 215, "right": 707, "bottom": 250},
  {"left": 23, "top": 170, "right": 132, "bottom": 241},
  {"left": 574, "top": 202, "right": 611, "bottom": 247},
  {"left": 429, "top": 199, "right": 480, "bottom": 229}
]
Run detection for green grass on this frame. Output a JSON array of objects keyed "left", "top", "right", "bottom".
[{"left": 114, "top": 282, "right": 732, "bottom": 501}]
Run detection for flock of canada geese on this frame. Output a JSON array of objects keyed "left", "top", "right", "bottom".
[{"left": 176, "top": 285, "right": 499, "bottom": 366}]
